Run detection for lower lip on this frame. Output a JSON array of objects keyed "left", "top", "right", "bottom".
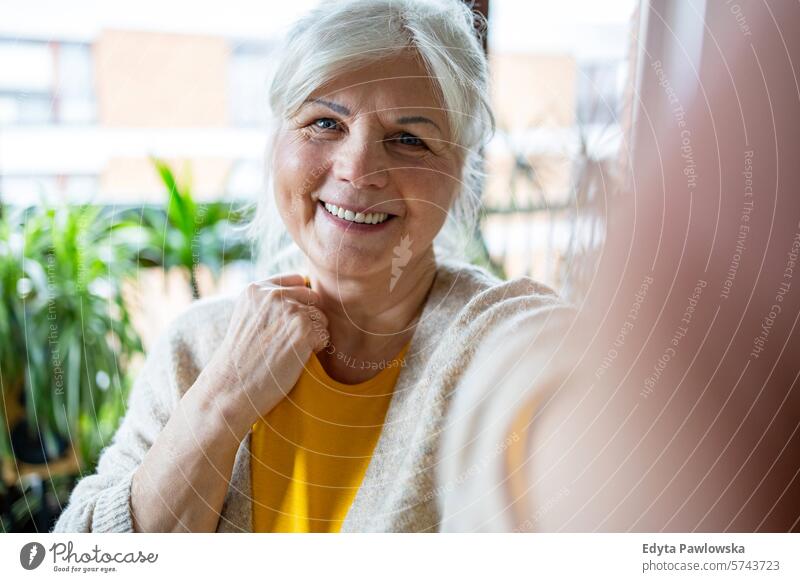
[{"left": 317, "top": 202, "right": 397, "bottom": 232}]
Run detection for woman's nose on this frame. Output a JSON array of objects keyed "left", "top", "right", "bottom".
[{"left": 332, "top": 130, "right": 389, "bottom": 190}]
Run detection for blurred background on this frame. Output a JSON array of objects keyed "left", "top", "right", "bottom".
[{"left": 0, "top": 0, "right": 636, "bottom": 531}]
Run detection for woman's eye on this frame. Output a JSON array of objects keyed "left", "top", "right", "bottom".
[
  {"left": 394, "top": 133, "right": 426, "bottom": 148},
  {"left": 312, "top": 118, "right": 339, "bottom": 131}
]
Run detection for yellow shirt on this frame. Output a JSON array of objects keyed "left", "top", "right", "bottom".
[{"left": 250, "top": 343, "right": 409, "bottom": 532}]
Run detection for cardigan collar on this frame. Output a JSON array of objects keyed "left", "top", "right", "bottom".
[{"left": 216, "top": 261, "right": 471, "bottom": 532}]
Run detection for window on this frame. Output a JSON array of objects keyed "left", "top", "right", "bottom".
[
  {"left": 57, "top": 43, "right": 95, "bottom": 124},
  {"left": 228, "top": 41, "right": 274, "bottom": 127},
  {"left": 0, "top": 39, "right": 95, "bottom": 125}
]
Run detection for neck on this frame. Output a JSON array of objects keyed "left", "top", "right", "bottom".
[{"left": 306, "top": 249, "right": 437, "bottom": 350}]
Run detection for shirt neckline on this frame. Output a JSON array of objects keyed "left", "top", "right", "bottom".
[{"left": 306, "top": 341, "right": 411, "bottom": 393}]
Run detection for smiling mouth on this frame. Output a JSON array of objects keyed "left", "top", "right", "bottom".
[{"left": 320, "top": 201, "right": 396, "bottom": 225}]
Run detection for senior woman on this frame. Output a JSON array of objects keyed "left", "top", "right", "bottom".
[{"left": 54, "top": 0, "right": 569, "bottom": 533}]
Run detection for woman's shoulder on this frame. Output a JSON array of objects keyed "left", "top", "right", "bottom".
[
  {"left": 169, "top": 294, "right": 237, "bottom": 339},
  {"left": 152, "top": 293, "right": 237, "bottom": 373},
  {"left": 435, "top": 259, "right": 565, "bottom": 311},
  {"left": 418, "top": 259, "right": 572, "bottom": 349}
]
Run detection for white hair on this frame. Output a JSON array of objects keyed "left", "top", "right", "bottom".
[{"left": 244, "top": 0, "right": 495, "bottom": 274}]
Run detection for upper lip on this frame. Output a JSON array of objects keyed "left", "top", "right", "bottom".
[{"left": 318, "top": 197, "right": 400, "bottom": 217}]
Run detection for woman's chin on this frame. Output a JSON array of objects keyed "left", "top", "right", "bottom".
[
  {"left": 305, "top": 212, "right": 402, "bottom": 277},
  {"left": 311, "top": 246, "right": 395, "bottom": 280}
]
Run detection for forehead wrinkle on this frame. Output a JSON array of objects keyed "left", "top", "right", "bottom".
[{"left": 305, "top": 71, "right": 445, "bottom": 112}]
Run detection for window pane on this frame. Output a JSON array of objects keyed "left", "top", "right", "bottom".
[
  {"left": 0, "top": 92, "right": 53, "bottom": 124},
  {"left": 57, "top": 43, "right": 96, "bottom": 123},
  {"left": 228, "top": 42, "right": 272, "bottom": 127},
  {"left": 0, "top": 42, "right": 53, "bottom": 92}
]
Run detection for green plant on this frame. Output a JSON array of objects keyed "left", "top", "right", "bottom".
[
  {"left": 1, "top": 168, "right": 253, "bottom": 529},
  {"left": 0, "top": 204, "right": 142, "bottom": 474},
  {"left": 113, "top": 158, "right": 252, "bottom": 299}
]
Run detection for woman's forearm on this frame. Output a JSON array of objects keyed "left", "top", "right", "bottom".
[{"left": 130, "top": 366, "right": 253, "bottom": 532}]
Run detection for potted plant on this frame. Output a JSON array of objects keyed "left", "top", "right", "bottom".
[
  {"left": 1, "top": 161, "right": 254, "bottom": 530},
  {"left": 0, "top": 203, "right": 143, "bottom": 530}
]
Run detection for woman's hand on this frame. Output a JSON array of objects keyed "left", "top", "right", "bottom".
[
  {"left": 199, "top": 273, "right": 330, "bottom": 437},
  {"left": 129, "top": 274, "right": 328, "bottom": 532}
]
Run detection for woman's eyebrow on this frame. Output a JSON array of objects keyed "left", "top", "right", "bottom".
[
  {"left": 305, "top": 98, "right": 351, "bottom": 116},
  {"left": 395, "top": 115, "right": 442, "bottom": 132},
  {"left": 304, "top": 98, "right": 442, "bottom": 132}
]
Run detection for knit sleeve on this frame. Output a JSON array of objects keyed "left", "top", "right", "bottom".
[{"left": 52, "top": 326, "right": 180, "bottom": 533}]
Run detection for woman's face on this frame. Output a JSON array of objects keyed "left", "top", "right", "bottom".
[{"left": 272, "top": 51, "right": 462, "bottom": 281}]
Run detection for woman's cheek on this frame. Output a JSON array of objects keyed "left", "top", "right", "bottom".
[
  {"left": 275, "top": 139, "right": 326, "bottom": 221},
  {"left": 425, "top": 182, "right": 458, "bottom": 247},
  {"left": 403, "top": 198, "right": 449, "bottom": 253},
  {"left": 424, "top": 177, "right": 457, "bottom": 227},
  {"left": 272, "top": 136, "right": 298, "bottom": 210}
]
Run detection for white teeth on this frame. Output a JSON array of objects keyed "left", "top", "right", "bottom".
[{"left": 323, "top": 202, "right": 390, "bottom": 225}]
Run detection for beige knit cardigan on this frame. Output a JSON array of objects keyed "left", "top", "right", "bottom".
[{"left": 53, "top": 260, "right": 569, "bottom": 533}]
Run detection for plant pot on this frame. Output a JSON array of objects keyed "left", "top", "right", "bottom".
[{"left": 9, "top": 418, "right": 70, "bottom": 465}]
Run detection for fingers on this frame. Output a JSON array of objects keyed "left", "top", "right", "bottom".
[
  {"left": 306, "top": 305, "right": 329, "bottom": 328},
  {"left": 254, "top": 273, "right": 318, "bottom": 304},
  {"left": 274, "top": 285, "right": 321, "bottom": 307},
  {"left": 245, "top": 273, "right": 329, "bottom": 352},
  {"left": 247, "top": 281, "right": 319, "bottom": 306},
  {"left": 307, "top": 306, "right": 331, "bottom": 353},
  {"left": 278, "top": 303, "right": 329, "bottom": 354},
  {"left": 263, "top": 272, "right": 308, "bottom": 288}
]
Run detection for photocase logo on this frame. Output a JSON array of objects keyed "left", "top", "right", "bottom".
[
  {"left": 19, "top": 542, "right": 46, "bottom": 570},
  {"left": 390, "top": 234, "right": 412, "bottom": 292}
]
